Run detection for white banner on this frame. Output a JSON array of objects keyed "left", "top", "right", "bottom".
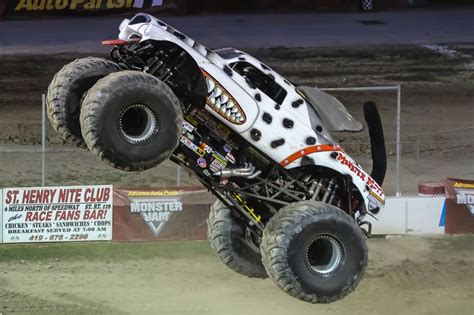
[
  {"left": 0, "top": 189, "right": 2, "bottom": 244},
  {"left": 2, "top": 185, "right": 113, "bottom": 243}
]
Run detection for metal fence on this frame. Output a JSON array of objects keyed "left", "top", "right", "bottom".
[{"left": 1, "top": 90, "right": 472, "bottom": 196}]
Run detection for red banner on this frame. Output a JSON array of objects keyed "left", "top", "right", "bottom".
[
  {"left": 444, "top": 178, "right": 474, "bottom": 234},
  {"left": 113, "top": 187, "right": 214, "bottom": 242}
]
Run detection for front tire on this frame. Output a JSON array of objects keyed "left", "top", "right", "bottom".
[
  {"left": 80, "top": 71, "right": 183, "bottom": 171},
  {"left": 261, "top": 201, "right": 367, "bottom": 303}
]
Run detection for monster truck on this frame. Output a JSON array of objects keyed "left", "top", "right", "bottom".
[{"left": 47, "top": 13, "right": 387, "bottom": 303}]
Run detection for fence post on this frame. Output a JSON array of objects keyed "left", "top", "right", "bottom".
[
  {"left": 416, "top": 138, "right": 420, "bottom": 163},
  {"left": 176, "top": 165, "right": 181, "bottom": 186},
  {"left": 41, "top": 94, "right": 46, "bottom": 187},
  {"left": 396, "top": 85, "right": 401, "bottom": 196}
]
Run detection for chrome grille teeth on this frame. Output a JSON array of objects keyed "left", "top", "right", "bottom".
[
  {"left": 204, "top": 74, "right": 245, "bottom": 124},
  {"left": 226, "top": 100, "right": 234, "bottom": 109},
  {"left": 206, "top": 78, "right": 215, "bottom": 94},
  {"left": 212, "top": 86, "right": 223, "bottom": 98},
  {"left": 214, "top": 97, "right": 222, "bottom": 109},
  {"left": 220, "top": 94, "right": 229, "bottom": 104}
]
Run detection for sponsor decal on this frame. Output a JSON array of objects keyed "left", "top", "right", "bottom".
[
  {"left": 184, "top": 114, "right": 199, "bottom": 127},
  {"left": 226, "top": 152, "right": 236, "bottom": 164},
  {"left": 183, "top": 120, "right": 195, "bottom": 133},
  {"left": 199, "top": 142, "right": 231, "bottom": 165},
  {"left": 223, "top": 144, "right": 232, "bottom": 153},
  {"left": 180, "top": 136, "right": 205, "bottom": 157},
  {"left": 129, "top": 195, "right": 183, "bottom": 237},
  {"left": 210, "top": 159, "right": 226, "bottom": 173},
  {"left": 197, "top": 157, "right": 207, "bottom": 168},
  {"left": 201, "top": 143, "right": 213, "bottom": 154},
  {"left": 212, "top": 152, "right": 228, "bottom": 165},
  {"left": 203, "top": 169, "right": 211, "bottom": 177},
  {"left": 367, "top": 190, "right": 383, "bottom": 210},
  {"left": 335, "top": 152, "right": 384, "bottom": 200}
]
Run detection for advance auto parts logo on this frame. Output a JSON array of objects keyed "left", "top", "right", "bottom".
[
  {"left": 453, "top": 182, "right": 474, "bottom": 215},
  {"left": 129, "top": 196, "right": 183, "bottom": 237},
  {"left": 12, "top": 0, "right": 144, "bottom": 12}
]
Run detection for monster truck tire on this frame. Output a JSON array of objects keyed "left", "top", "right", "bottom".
[
  {"left": 261, "top": 201, "right": 367, "bottom": 303},
  {"left": 80, "top": 71, "right": 183, "bottom": 171},
  {"left": 46, "top": 57, "right": 121, "bottom": 148},
  {"left": 207, "top": 200, "right": 267, "bottom": 279}
]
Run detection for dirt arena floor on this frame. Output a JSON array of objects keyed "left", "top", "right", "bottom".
[
  {"left": 0, "top": 236, "right": 472, "bottom": 314},
  {"left": 0, "top": 44, "right": 473, "bottom": 193}
]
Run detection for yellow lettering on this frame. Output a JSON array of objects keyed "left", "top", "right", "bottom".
[
  {"left": 32, "top": 0, "right": 46, "bottom": 9},
  {"left": 70, "top": 0, "right": 84, "bottom": 9},
  {"left": 125, "top": 0, "right": 132, "bottom": 7},
  {"left": 95, "top": 0, "right": 102, "bottom": 8},
  {"left": 46, "top": 0, "right": 55, "bottom": 9},
  {"left": 84, "top": 0, "right": 95, "bottom": 9},
  {"left": 15, "top": 0, "right": 32, "bottom": 11},
  {"left": 106, "top": 0, "right": 114, "bottom": 8},
  {"left": 55, "top": 0, "right": 68, "bottom": 9},
  {"left": 115, "top": 0, "right": 125, "bottom": 8}
]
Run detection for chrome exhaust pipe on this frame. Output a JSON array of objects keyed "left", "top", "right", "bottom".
[{"left": 213, "top": 163, "right": 260, "bottom": 179}]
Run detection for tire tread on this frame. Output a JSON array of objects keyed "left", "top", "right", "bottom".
[{"left": 260, "top": 201, "right": 368, "bottom": 303}]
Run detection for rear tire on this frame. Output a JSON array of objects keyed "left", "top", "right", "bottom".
[
  {"left": 207, "top": 200, "right": 267, "bottom": 279},
  {"left": 261, "top": 201, "right": 367, "bottom": 303},
  {"left": 80, "top": 71, "right": 183, "bottom": 171},
  {"left": 46, "top": 57, "right": 121, "bottom": 148}
]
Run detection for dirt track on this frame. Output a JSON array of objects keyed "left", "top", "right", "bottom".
[{"left": 0, "top": 236, "right": 472, "bottom": 314}]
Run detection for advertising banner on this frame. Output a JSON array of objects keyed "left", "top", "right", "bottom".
[
  {"left": 0, "top": 189, "right": 2, "bottom": 244},
  {"left": 113, "top": 187, "right": 214, "bottom": 242},
  {"left": 3, "top": 0, "right": 164, "bottom": 17},
  {"left": 2, "top": 185, "right": 113, "bottom": 243},
  {"left": 444, "top": 178, "right": 474, "bottom": 234}
]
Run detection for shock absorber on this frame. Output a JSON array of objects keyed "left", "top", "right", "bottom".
[
  {"left": 321, "top": 178, "right": 337, "bottom": 204},
  {"left": 310, "top": 179, "right": 324, "bottom": 201},
  {"left": 160, "top": 51, "right": 187, "bottom": 82}
]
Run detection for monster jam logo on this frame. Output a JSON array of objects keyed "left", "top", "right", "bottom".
[
  {"left": 453, "top": 182, "right": 474, "bottom": 215},
  {"left": 130, "top": 198, "right": 183, "bottom": 236}
]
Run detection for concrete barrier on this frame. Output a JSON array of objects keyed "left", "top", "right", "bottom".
[{"left": 367, "top": 196, "right": 446, "bottom": 235}]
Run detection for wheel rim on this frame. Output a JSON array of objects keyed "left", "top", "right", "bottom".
[
  {"left": 119, "top": 104, "right": 158, "bottom": 144},
  {"left": 304, "top": 234, "right": 344, "bottom": 276}
]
